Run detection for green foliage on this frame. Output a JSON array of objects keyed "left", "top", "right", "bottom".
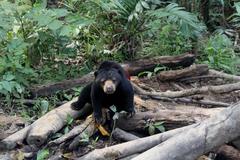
[
  {"left": 138, "top": 65, "right": 167, "bottom": 78},
  {"left": 142, "top": 24, "right": 193, "bottom": 57},
  {"left": 146, "top": 121, "right": 165, "bottom": 135},
  {"left": 37, "top": 148, "right": 49, "bottom": 160},
  {"left": 230, "top": 2, "right": 240, "bottom": 28},
  {"left": 79, "top": 132, "right": 90, "bottom": 143},
  {"left": 147, "top": 3, "right": 206, "bottom": 38},
  {"left": 0, "top": 0, "right": 94, "bottom": 102},
  {"left": 32, "top": 99, "right": 50, "bottom": 117},
  {"left": 199, "top": 33, "right": 239, "bottom": 74}
]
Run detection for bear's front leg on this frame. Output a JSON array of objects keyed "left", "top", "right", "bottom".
[
  {"left": 121, "top": 81, "right": 135, "bottom": 117},
  {"left": 91, "top": 91, "right": 104, "bottom": 124},
  {"left": 71, "top": 83, "right": 92, "bottom": 110}
]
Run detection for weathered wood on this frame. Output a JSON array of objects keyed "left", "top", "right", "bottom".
[
  {"left": 112, "top": 128, "right": 139, "bottom": 142},
  {"left": 77, "top": 124, "right": 197, "bottom": 160},
  {"left": 150, "top": 96, "right": 230, "bottom": 107},
  {"left": 0, "top": 98, "right": 92, "bottom": 150},
  {"left": 134, "top": 81, "right": 240, "bottom": 98},
  {"left": 0, "top": 125, "right": 31, "bottom": 150},
  {"left": 216, "top": 145, "right": 240, "bottom": 160},
  {"left": 132, "top": 102, "right": 240, "bottom": 160},
  {"left": 48, "top": 115, "right": 94, "bottom": 146},
  {"left": 117, "top": 108, "right": 222, "bottom": 131},
  {"left": 124, "top": 53, "right": 195, "bottom": 76},
  {"left": 30, "top": 53, "right": 195, "bottom": 97},
  {"left": 30, "top": 73, "right": 94, "bottom": 97},
  {"left": 26, "top": 98, "right": 91, "bottom": 146},
  {"left": 68, "top": 117, "right": 97, "bottom": 150},
  {"left": 209, "top": 69, "right": 240, "bottom": 81},
  {"left": 157, "top": 64, "right": 209, "bottom": 81}
]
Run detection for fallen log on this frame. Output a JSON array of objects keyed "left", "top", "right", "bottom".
[
  {"left": 132, "top": 85, "right": 230, "bottom": 107},
  {"left": 26, "top": 98, "right": 91, "bottom": 146},
  {"left": 68, "top": 117, "right": 97, "bottom": 150},
  {"left": 118, "top": 154, "right": 139, "bottom": 160},
  {"left": 0, "top": 125, "right": 31, "bottom": 150},
  {"left": 132, "top": 102, "right": 240, "bottom": 160},
  {"left": 124, "top": 53, "right": 195, "bottom": 76},
  {"left": 48, "top": 115, "right": 94, "bottom": 147},
  {"left": 209, "top": 69, "right": 240, "bottom": 81},
  {"left": 77, "top": 124, "right": 197, "bottom": 160},
  {"left": 0, "top": 98, "right": 92, "bottom": 150},
  {"left": 112, "top": 128, "right": 139, "bottom": 142},
  {"left": 150, "top": 96, "right": 230, "bottom": 107},
  {"left": 216, "top": 145, "right": 240, "bottom": 160},
  {"left": 49, "top": 103, "right": 219, "bottom": 146},
  {"left": 30, "top": 53, "right": 195, "bottom": 97},
  {"left": 30, "top": 73, "right": 94, "bottom": 97},
  {"left": 117, "top": 108, "right": 222, "bottom": 131},
  {"left": 134, "top": 81, "right": 240, "bottom": 98},
  {"left": 157, "top": 64, "right": 209, "bottom": 81},
  {"left": 179, "top": 75, "right": 222, "bottom": 82}
]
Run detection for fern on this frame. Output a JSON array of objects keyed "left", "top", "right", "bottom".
[
  {"left": 230, "top": 2, "right": 240, "bottom": 28},
  {"left": 147, "top": 3, "right": 206, "bottom": 38}
]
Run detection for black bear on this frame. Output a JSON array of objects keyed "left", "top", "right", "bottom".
[{"left": 71, "top": 61, "right": 135, "bottom": 123}]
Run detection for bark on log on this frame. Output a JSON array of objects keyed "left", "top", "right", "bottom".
[
  {"left": 132, "top": 102, "right": 240, "bottom": 160},
  {"left": 30, "top": 73, "right": 94, "bottom": 97},
  {"left": 117, "top": 108, "right": 222, "bottom": 131},
  {"left": 26, "top": 98, "right": 91, "bottom": 146},
  {"left": 30, "top": 53, "right": 195, "bottom": 97},
  {"left": 134, "top": 81, "right": 240, "bottom": 98},
  {"left": 150, "top": 96, "right": 230, "bottom": 107},
  {"left": 68, "top": 117, "right": 97, "bottom": 150},
  {"left": 124, "top": 53, "right": 195, "bottom": 76},
  {"left": 0, "top": 98, "right": 92, "bottom": 150},
  {"left": 78, "top": 124, "right": 197, "bottom": 160},
  {"left": 48, "top": 115, "right": 94, "bottom": 146},
  {"left": 157, "top": 64, "right": 209, "bottom": 81},
  {"left": 112, "top": 128, "right": 139, "bottom": 142},
  {"left": 216, "top": 145, "right": 240, "bottom": 160},
  {"left": 0, "top": 125, "right": 31, "bottom": 150},
  {"left": 209, "top": 69, "right": 240, "bottom": 81},
  {"left": 118, "top": 154, "right": 139, "bottom": 160}
]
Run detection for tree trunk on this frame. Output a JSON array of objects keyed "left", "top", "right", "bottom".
[
  {"left": 132, "top": 102, "right": 240, "bottom": 160},
  {"left": 157, "top": 64, "right": 208, "bottom": 81}
]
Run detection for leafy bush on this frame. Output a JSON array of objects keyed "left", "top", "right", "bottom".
[
  {"left": 230, "top": 2, "right": 240, "bottom": 28},
  {"left": 0, "top": 0, "right": 93, "bottom": 100},
  {"left": 147, "top": 3, "right": 206, "bottom": 38},
  {"left": 141, "top": 24, "right": 193, "bottom": 57},
  {"left": 199, "top": 33, "right": 239, "bottom": 74}
]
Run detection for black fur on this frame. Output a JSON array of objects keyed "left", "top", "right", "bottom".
[{"left": 71, "top": 61, "right": 135, "bottom": 123}]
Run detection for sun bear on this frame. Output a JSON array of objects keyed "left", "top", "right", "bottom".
[{"left": 71, "top": 61, "right": 135, "bottom": 124}]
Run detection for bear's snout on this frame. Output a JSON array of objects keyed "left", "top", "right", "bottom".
[{"left": 103, "top": 80, "right": 116, "bottom": 94}]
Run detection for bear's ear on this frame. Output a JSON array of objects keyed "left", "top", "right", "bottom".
[{"left": 94, "top": 71, "right": 98, "bottom": 77}]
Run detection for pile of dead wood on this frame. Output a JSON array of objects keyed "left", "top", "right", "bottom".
[{"left": 1, "top": 53, "right": 240, "bottom": 160}]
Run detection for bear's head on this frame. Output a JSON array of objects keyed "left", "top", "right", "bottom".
[{"left": 94, "top": 68, "right": 122, "bottom": 94}]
